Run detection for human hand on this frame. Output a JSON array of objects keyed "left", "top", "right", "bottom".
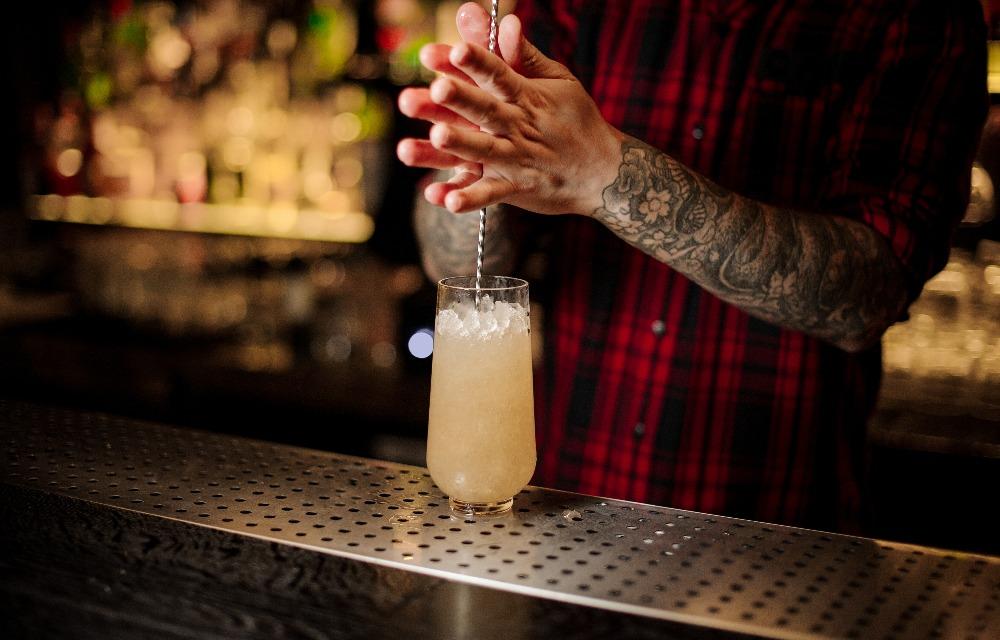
[
  {"left": 396, "top": 3, "right": 492, "bottom": 211},
  {"left": 396, "top": 2, "right": 622, "bottom": 216}
]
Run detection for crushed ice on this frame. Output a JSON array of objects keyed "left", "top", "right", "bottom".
[{"left": 436, "top": 295, "right": 529, "bottom": 339}]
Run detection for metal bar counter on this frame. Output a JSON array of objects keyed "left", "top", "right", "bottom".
[{"left": 2, "top": 401, "right": 997, "bottom": 639}]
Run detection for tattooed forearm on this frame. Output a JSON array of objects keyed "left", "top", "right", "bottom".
[
  {"left": 592, "top": 138, "right": 908, "bottom": 351},
  {"left": 414, "top": 183, "right": 518, "bottom": 281}
]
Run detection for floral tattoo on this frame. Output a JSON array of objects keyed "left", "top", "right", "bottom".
[{"left": 592, "top": 137, "right": 908, "bottom": 350}]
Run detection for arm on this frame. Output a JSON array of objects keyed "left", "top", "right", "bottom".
[
  {"left": 594, "top": 138, "right": 907, "bottom": 352},
  {"left": 593, "top": 4, "right": 986, "bottom": 351},
  {"left": 413, "top": 176, "right": 520, "bottom": 281},
  {"left": 399, "top": 3, "right": 982, "bottom": 351},
  {"left": 399, "top": 7, "right": 905, "bottom": 350},
  {"left": 399, "top": 5, "right": 522, "bottom": 283}
]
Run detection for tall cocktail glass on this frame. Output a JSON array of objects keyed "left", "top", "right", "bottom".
[{"left": 426, "top": 276, "right": 536, "bottom": 515}]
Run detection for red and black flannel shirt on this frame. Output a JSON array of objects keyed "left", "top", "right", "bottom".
[{"left": 516, "top": 0, "right": 986, "bottom": 532}]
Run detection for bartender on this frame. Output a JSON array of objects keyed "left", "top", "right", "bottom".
[{"left": 397, "top": 1, "right": 987, "bottom": 533}]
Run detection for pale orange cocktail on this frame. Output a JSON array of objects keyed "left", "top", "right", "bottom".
[{"left": 426, "top": 276, "right": 536, "bottom": 515}]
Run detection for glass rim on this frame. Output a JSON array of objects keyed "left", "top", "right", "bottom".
[{"left": 437, "top": 275, "right": 528, "bottom": 292}]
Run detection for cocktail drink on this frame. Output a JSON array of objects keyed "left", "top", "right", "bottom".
[{"left": 426, "top": 276, "right": 536, "bottom": 515}]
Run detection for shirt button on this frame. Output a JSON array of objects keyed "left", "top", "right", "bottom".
[
  {"left": 633, "top": 422, "right": 646, "bottom": 438},
  {"left": 691, "top": 125, "right": 705, "bottom": 140},
  {"left": 651, "top": 319, "right": 666, "bottom": 336}
]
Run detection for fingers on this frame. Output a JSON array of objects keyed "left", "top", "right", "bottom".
[
  {"left": 430, "top": 123, "right": 513, "bottom": 163},
  {"left": 449, "top": 42, "right": 523, "bottom": 102},
  {"left": 498, "top": 13, "right": 521, "bottom": 65},
  {"left": 398, "top": 88, "right": 476, "bottom": 129},
  {"left": 444, "top": 176, "right": 516, "bottom": 213},
  {"left": 429, "top": 77, "right": 513, "bottom": 133},
  {"left": 456, "top": 2, "right": 491, "bottom": 48},
  {"left": 418, "top": 44, "right": 474, "bottom": 85},
  {"left": 397, "top": 138, "right": 467, "bottom": 170},
  {"left": 498, "top": 14, "right": 571, "bottom": 80},
  {"left": 424, "top": 166, "right": 481, "bottom": 207}
]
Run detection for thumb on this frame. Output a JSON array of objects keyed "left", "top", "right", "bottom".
[
  {"left": 499, "top": 14, "right": 571, "bottom": 79},
  {"left": 455, "top": 2, "right": 490, "bottom": 48}
]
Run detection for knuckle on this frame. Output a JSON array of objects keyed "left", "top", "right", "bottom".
[
  {"left": 519, "top": 173, "right": 539, "bottom": 193},
  {"left": 431, "top": 125, "right": 451, "bottom": 147},
  {"left": 504, "top": 81, "right": 522, "bottom": 103},
  {"left": 430, "top": 79, "right": 453, "bottom": 104},
  {"left": 399, "top": 146, "right": 416, "bottom": 166},
  {"left": 479, "top": 100, "right": 499, "bottom": 128},
  {"left": 483, "top": 135, "right": 497, "bottom": 160},
  {"left": 452, "top": 43, "right": 471, "bottom": 63}
]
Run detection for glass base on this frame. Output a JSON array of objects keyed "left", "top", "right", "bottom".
[{"left": 449, "top": 497, "right": 513, "bottom": 516}]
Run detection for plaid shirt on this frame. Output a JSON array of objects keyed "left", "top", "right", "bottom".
[{"left": 517, "top": 0, "right": 986, "bottom": 532}]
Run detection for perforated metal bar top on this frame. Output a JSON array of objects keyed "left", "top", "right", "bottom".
[{"left": 2, "top": 401, "right": 998, "bottom": 640}]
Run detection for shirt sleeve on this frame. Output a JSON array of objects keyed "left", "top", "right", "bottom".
[{"left": 820, "top": 1, "right": 988, "bottom": 305}]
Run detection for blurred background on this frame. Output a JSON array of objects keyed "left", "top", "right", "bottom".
[
  {"left": 0, "top": 0, "right": 997, "bottom": 554},
  {"left": 0, "top": 0, "right": 486, "bottom": 459}
]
